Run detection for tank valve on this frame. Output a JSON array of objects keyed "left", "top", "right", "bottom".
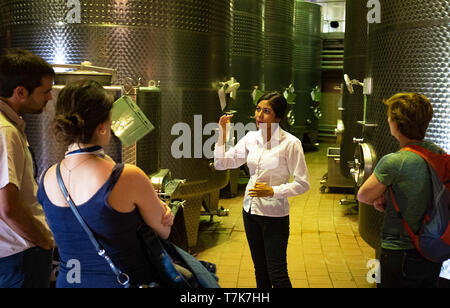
[{"left": 209, "top": 162, "right": 216, "bottom": 171}]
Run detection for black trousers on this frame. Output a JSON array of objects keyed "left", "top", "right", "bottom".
[
  {"left": 243, "top": 210, "right": 291, "bottom": 288},
  {"left": 380, "top": 248, "right": 442, "bottom": 288},
  {"left": 439, "top": 278, "right": 450, "bottom": 288}
]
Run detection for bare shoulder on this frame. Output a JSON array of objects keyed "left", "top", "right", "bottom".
[
  {"left": 121, "top": 164, "right": 149, "bottom": 180},
  {"left": 107, "top": 164, "right": 148, "bottom": 212},
  {"left": 116, "top": 164, "right": 152, "bottom": 191},
  {"left": 109, "top": 164, "right": 155, "bottom": 210},
  {"left": 41, "top": 163, "right": 58, "bottom": 186}
]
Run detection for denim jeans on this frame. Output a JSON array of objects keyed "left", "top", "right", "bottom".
[
  {"left": 0, "top": 247, "right": 53, "bottom": 288},
  {"left": 380, "top": 248, "right": 442, "bottom": 288},
  {"left": 243, "top": 210, "right": 291, "bottom": 288}
]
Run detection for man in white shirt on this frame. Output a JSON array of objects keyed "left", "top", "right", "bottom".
[{"left": 0, "top": 49, "right": 55, "bottom": 288}]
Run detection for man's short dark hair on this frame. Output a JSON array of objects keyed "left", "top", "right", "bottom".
[{"left": 0, "top": 49, "right": 55, "bottom": 98}]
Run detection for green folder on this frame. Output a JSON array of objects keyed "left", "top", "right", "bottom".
[{"left": 111, "top": 95, "right": 154, "bottom": 147}]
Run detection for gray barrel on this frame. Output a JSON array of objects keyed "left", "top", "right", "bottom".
[
  {"left": 359, "top": 0, "right": 450, "bottom": 251},
  {"left": 230, "top": 0, "right": 265, "bottom": 128},
  {"left": 292, "top": 1, "right": 322, "bottom": 140},
  {"left": 340, "top": 0, "right": 368, "bottom": 178},
  {"left": 264, "top": 0, "right": 295, "bottom": 91}
]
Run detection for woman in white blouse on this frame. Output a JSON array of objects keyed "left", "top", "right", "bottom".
[{"left": 214, "top": 92, "right": 310, "bottom": 288}]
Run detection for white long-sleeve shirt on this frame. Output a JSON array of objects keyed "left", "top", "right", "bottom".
[{"left": 214, "top": 127, "right": 309, "bottom": 217}]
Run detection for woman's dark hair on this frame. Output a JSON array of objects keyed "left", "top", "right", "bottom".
[
  {"left": 257, "top": 91, "right": 288, "bottom": 120},
  {"left": 52, "top": 79, "right": 114, "bottom": 146}
]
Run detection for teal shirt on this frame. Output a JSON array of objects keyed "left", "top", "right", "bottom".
[{"left": 373, "top": 140, "right": 445, "bottom": 250}]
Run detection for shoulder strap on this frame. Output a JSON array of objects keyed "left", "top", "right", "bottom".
[
  {"left": 104, "top": 163, "right": 125, "bottom": 195},
  {"left": 401, "top": 145, "right": 450, "bottom": 188},
  {"left": 55, "top": 161, "right": 130, "bottom": 288},
  {"left": 388, "top": 187, "right": 421, "bottom": 242}
]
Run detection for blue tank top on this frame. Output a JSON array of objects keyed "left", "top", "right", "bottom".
[{"left": 38, "top": 163, "right": 153, "bottom": 288}]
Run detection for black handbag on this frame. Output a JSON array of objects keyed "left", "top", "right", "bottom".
[
  {"left": 55, "top": 161, "right": 219, "bottom": 288},
  {"left": 137, "top": 223, "right": 198, "bottom": 288},
  {"left": 138, "top": 223, "right": 220, "bottom": 288}
]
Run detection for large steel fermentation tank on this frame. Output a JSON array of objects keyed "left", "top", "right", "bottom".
[
  {"left": 136, "top": 84, "right": 161, "bottom": 177},
  {"left": 340, "top": 0, "right": 368, "bottom": 179},
  {"left": 223, "top": 0, "right": 265, "bottom": 197},
  {"left": 230, "top": 0, "right": 264, "bottom": 128},
  {"left": 0, "top": 0, "right": 233, "bottom": 248},
  {"left": 358, "top": 0, "right": 450, "bottom": 252},
  {"left": 292, "top": 1, "right": 322, "bottom": 146},
  {"left": 264, "top": 0, "right": 295, "bottom": 92}
]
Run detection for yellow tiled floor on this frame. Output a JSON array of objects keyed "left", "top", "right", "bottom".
[{"left": 194, "top": 143, "right": 376, "bottom": 288}]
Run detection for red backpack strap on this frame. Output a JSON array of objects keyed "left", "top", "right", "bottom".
[
  {"left": 401, "top": 145, "right": 450, "bottom": 190},
  {"left": 388, "top": 187, "right": 421, "bottom": 249}
]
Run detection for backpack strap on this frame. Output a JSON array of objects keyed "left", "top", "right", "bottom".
[
  {"left": 401, "top": 145, "right": 450, "bottom": 189},
  {"left": 388, "top": 187, "right": 422, "bottom": 249}
]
